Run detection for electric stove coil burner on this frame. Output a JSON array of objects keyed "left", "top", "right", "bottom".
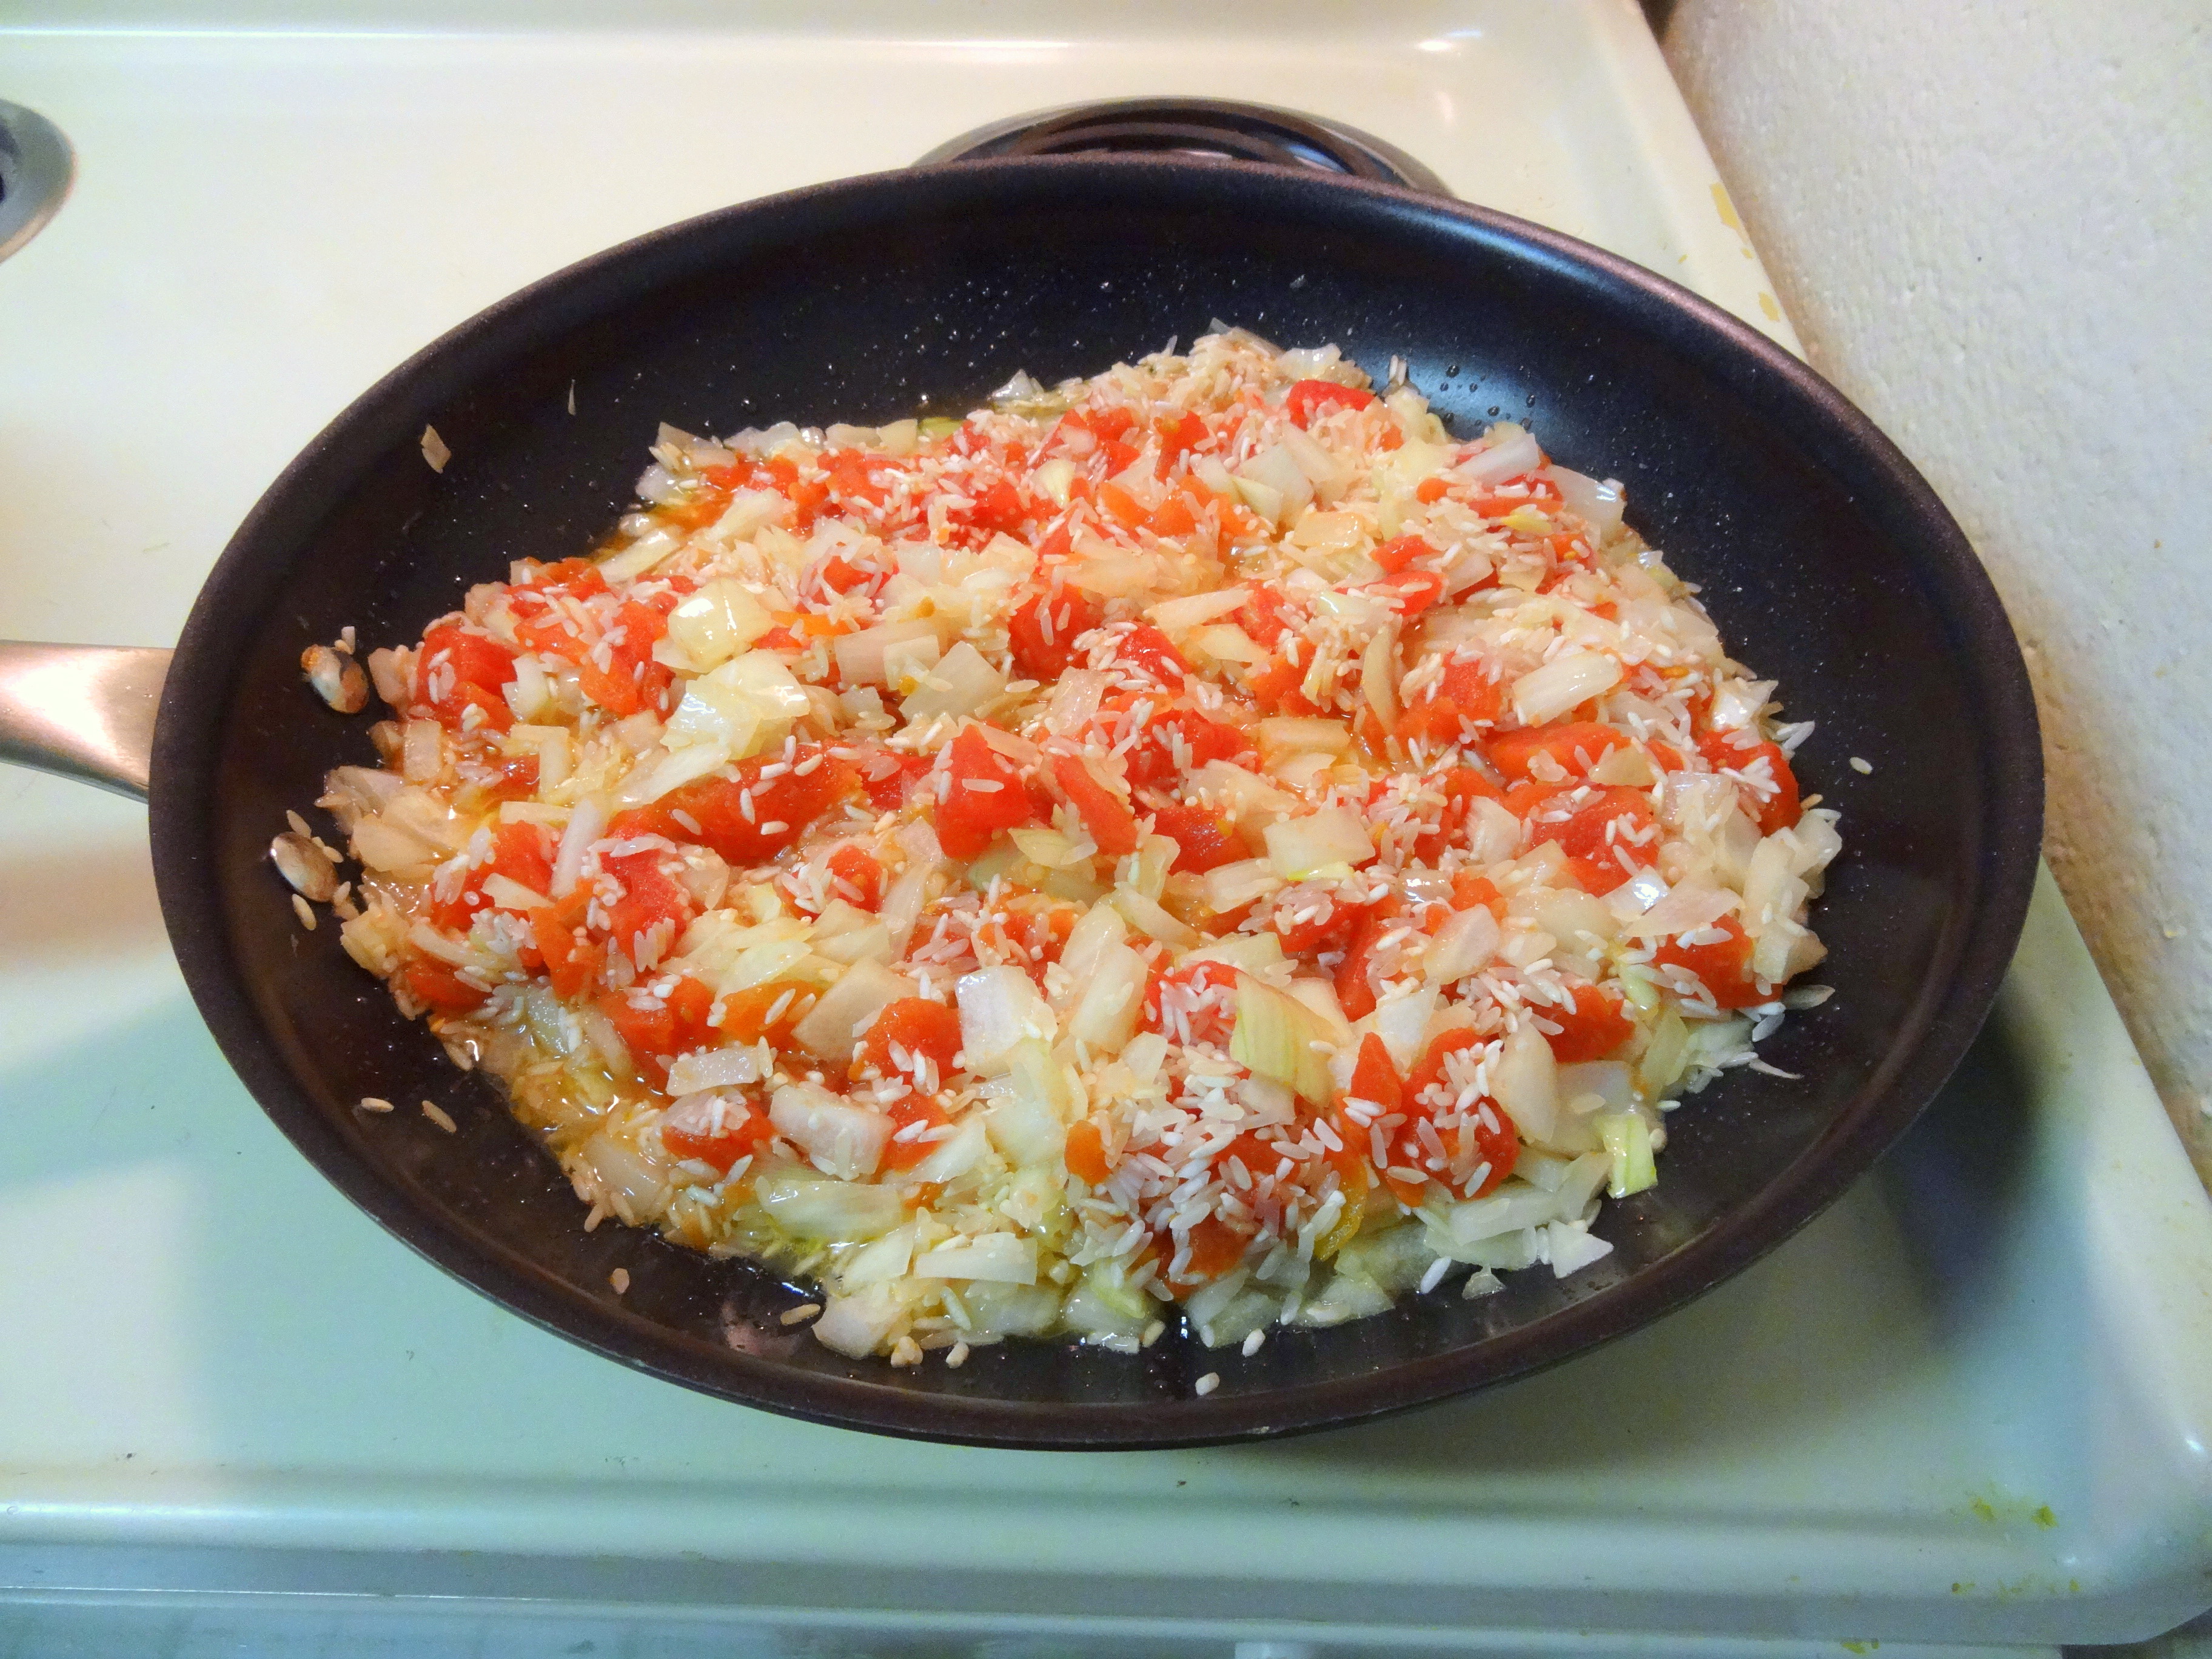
[
  {"left": 0, "top": 99, "right": 73, "bottom": 265},
  {"left": 918, "top": 98, "right": 1453, "bottom": 198}
]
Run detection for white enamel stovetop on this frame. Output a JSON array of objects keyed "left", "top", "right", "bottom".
[{"left": 2, "top": 4, "right": 2208, "bottom": 1654}]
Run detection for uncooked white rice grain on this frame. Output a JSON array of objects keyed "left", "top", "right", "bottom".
[
  {"left": 1195, "top": 1372, "right": 1221, "bottom": 1396},
  {"left": 779, "top": 1302, "right": 822, "bottom": 1326},
  {"left": 609, "top": 1268, "right": 630, "bottom": 1295},
  {"left": 421, "top": 1099, "right": 457, "bottom": 1133},
  {"left": 359, "top": 1096, "right": 395, "bottom": 1113}
]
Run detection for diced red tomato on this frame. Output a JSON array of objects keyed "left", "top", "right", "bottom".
[
  {"left": 822, "top": 449, "right": 889, "bottom": 507},
  {"left": 1165, "top": 1214, "right": 1252, "bottom": 1290},
  {"left": 857, "top": 747, "right": 932, "bottom": 812},
  {"left": 517, "top": 557, "right": 609, "bottom": 597},
  {"left": 1451, "top": 871, "right": 1504, "bottom": 914},
  {"left": 859, "top": 997, "right": 964, "bottom": 1082},
  {"left": 1524, "top": 785, "right": 1658, "bottom": 883},
  {"left": 458, "top": 749, "right": 541, "bottom": 809},
  {"left": 1347, "top": 1033, "right": 1404, "bottom": 1111},
  {"left": 1410, "top": 765, "right": 1507, "bottom": 861},
  {"left": 661, "top": 1098, "right": 776, "bottom": 1175},
  {"left": 1064, "top": 1118, "right": 1112, "bottom": 1185},
  {"left": 699, "top": 460, "right": 756, "bottom": 492},
  {"left": 1415, "top": 475, "right": 1452, "bottom": 504},
  {"left": 1150, "top": 802, "right": 1245, "bottom": 874},
  {"left": 1282, "top": 379, "right": 1379, "bottom": 427},
  {"left": 595, "top": 845, "right": 698, "bottom": 967},
  {"left": 531, "top": 888, "right": 603, "bottom": 998},
  {"left": 1372, "top": 535, "right": 1434, "bottom": 574},
  {"left": 1245, "top": 657, "right": 1319, "bottom": 716},
  {"left": 817, "top": 552, "right": 876, "bottom": 594},
  {"left": 1239, "top": 586, "right": 1297, "bottom": 649},
  {"left": 1147, "top": 493, "right": 1198, "bottom": 537},
  {"left": 1392, "top": 1030, "right": 1517, "bottom": 1201},
  {"left": 1082, "top": 406, "right": 1138, "bottom": 442},
  {"left": 1114, "top": 623, "right": 1190, "bottom": 685},
  {"left": 610, "top": 745, "right": 859, "bottom": 866},
  {"left": 880, "top": 1093, "right": 953, "bottom": 1172},
  {"left": 1699, "top": 731, "right": 1802, "bottom": 834},
  {"left": 1487, "top": 720, "right": 1627, "bottom": 782},
  {"left": 1122, "top": 707, "right": 1251, "bottom": 790},
  {"left": 1653, "top": 914, "right": 1768, "bottom": 1009},
  {"left": 827, "top": 843, "right": 883, "bottom": 909},
  {"left": 1367, "top": 568, "right": 1447, "bottom": 617},
  {"left": 401, "top": 957, "right": 489, "bottom": 1014},
  {"left": 574, "top": 599, "right": 676, "bottom": 717},
  {"left": 933, "top": 724, "right": 1039, "bottom": 859},
  {"left": 1333, "top": 896, "right": 1409, "bottom": 1021},
  {"left": 962, "top": 479, "right": 1031, "bottom": 537},
  {"left": 1008, "top": 587, "right": 1102, "bottom": 682},
  {"left": 1544, "top": 982, "right": 1635, "bottom": 1063},
  {"left": 427, "top": 819, "right": 556, "bottom": 931},
  {"left": 1395, "top": 655, "right": 1506, "bottom": 747},
  {"left": 1142, "top": 959, "right": 1240, "bottom": 1048},
  {"left": 1155, "top": 411, "right": 1209, "bottom": 477},
  {"left": 1096, "top": 480, "right": 1149, "bottom": 529},
  {"left": 1267, "top": 889, "right": 1366, "bottom": 957},
  {"left": 1051, "top": 754, "right": 1141, "bottom": 856},
  {"left": 598, "top": 976, "right": 718, "bottom": 1081},
  {"left": 413, "top": 621, "right": 519, "bottom": 733},
  {"left": 1403, "top": 1029, "right": 1477, "bottom": 1108},
  {"left": 714, "top": 980, "right": 813, "bottom": 1046}
]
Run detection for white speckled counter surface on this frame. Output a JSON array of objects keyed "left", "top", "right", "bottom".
[{"left": 1, "top": 4, "right": 2207, "bottom": 1651}]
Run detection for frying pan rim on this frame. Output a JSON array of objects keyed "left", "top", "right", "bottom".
[{"left": 147, "top": 153, "right": 2043, "bottom": 1449}]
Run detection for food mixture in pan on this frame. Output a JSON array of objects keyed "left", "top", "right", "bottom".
[{"left": 285, "top": 329, "right": 1840, "bottom": 1366}]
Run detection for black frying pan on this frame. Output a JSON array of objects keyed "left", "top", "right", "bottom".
[{"left": 13, "top": 156, "right": 2043, "bottom": 1448}]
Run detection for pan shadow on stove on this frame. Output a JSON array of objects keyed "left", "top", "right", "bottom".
[
  {"left": 1258, "top": 1007, "right": 2049, "bottom": 1510},
  {"left": 0, "top": 831, "right": 166, "bottom": 964}
]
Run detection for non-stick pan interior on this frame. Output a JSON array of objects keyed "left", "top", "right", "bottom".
[{"left": 152, "top": 158, "right": 2040, "bottom": 1447}]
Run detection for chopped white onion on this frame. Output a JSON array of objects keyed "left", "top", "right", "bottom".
[
  {"left": 957, "top": 965, "right": 1057, "bottom": 1073},
  {"left": 1200, "top": 858, "right": 1281, "bottom": 913},
  {"left": 769, "top": 1082, "right": 893, "bottom": 1181},
  {"left": 792, "top": 959, "right": 913, "bottom": 1061},
  {"left": 900, "top": 640, "right": 1005, "bottom": 726},
  {"left": 1044, "top": 668, "right": 1110, "bottom": 733},
  {"left": 664, "top": 1048, "right": 763, "bottom": 1094},
  {"left": 1229, "top": 974, "right": 1333, "bottom": 1104},
  {"left": 1510, "top": 650, "right": 1624, "bottom": 727},
  {"left": 657, "top": 578, "right": 773, "bottom": 672},
  {"left": 1423, "top": 905, "right": 1501, "bottom": 984},
  {"left": 1621, "top": 880, "right": 1740, "bottom": 940},
  {"left": 1146, "top": 588, "right": 1250, "bottom": 632},
  {"left": 1264, "top": 806, "right": 1374, "bottom": 880},
  {"left": 1491, "top": 1021, "right": 1562, "bottom": 1148},
  {"left": 755, "top": 1173, "right": 906, "bottom": 1243},
  {"left": 834, "top": 619, "right": 940, "bottom": 686},
  {"left": 1549, "top": 466, "right": 1627, "bottom": 539},
  {"left": 1067, "top": 940, "right": 1147, "bottom": 1054},
  {"left": 811, "top": 1284, "right": 904, "bottom": 1358},
  {"left": 914, "top": 1233, "right": 1041, "bottom": 1285},
  {"left": 613, "top": 739, "right": 730, "bottom": 809},
  {"left": 549, "top": 795, "right": 607, "bottom": 897},
  {"left": 1454, "top": 429, "right": 1543, "bottom": 487}
]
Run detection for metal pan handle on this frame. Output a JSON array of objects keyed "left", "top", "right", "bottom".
[{"left": 0, "top": 643, "right": 170, "bottom": 801}]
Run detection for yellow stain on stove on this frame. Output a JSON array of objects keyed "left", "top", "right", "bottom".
[
  {"left": 1711, "top": 182, "right": 1745, "bottom": 233},
  {"left": 1758, "top": 292, "right": 1782, "bottom": 321}
]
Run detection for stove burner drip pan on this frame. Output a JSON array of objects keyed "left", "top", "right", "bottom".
[
  {"left": 0, "top": 99, "right": 73, "bottom": 264},
  {"left": 918, "top": 97, "right": 1453, "bottom": 198}
]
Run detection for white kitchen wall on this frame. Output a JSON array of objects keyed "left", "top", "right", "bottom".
[{"left": 1657, "top": 1, "right": 2212, "bottom": 1179}]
